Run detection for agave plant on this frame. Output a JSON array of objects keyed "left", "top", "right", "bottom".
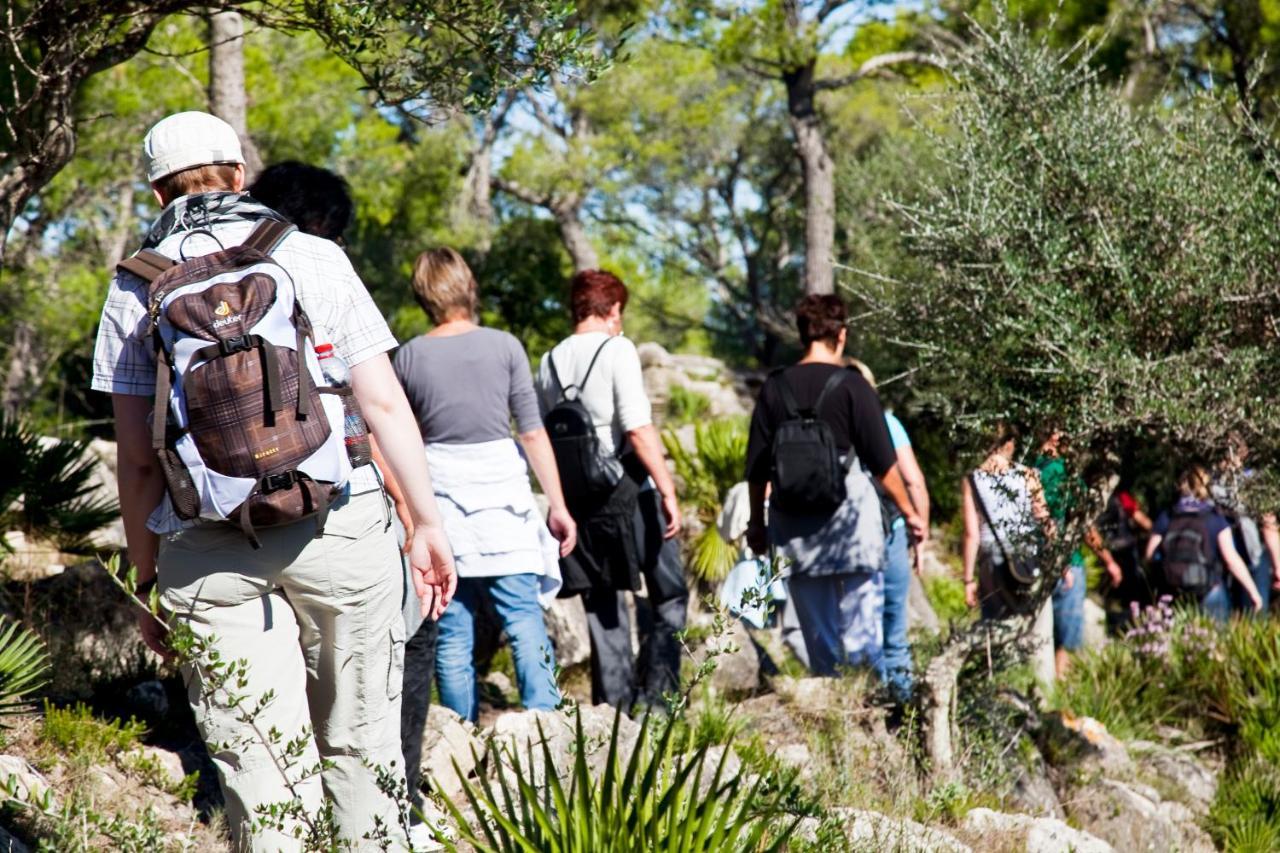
[
  {"left": 0, "top": 413, "right": 118, "bottom": 555},
  {"left": 662, "top": 417, "right": 749, "bottom": 582},
  {"left": 0, "top": 618, "right": 50, "bottom": 715},
  {"left": 439, "top": 708, "right": 798, "bottom": 852}
]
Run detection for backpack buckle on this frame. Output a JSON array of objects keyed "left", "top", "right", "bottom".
[
  {"left": 261, "top": 471, "right": 297, "bottom": 493},
  {"left": 220, "top": 334, "right": 254, "bottom": 355}
]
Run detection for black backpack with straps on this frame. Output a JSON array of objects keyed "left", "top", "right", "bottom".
[
  {"left": 544, "top": 338, "right": 625, "bottom": 502},
  {"left": 769, "top": 368, "right": 852, "bottom": 516}
]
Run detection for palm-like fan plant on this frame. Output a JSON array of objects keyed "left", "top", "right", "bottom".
[
  {"left": 0, "top": 618, "right": 50, "bottom": 715},
  {"left": 663, "top": 418, "right": 749, "bottom": 582}
]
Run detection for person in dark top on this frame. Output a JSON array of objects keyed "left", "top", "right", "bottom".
[
  {"left": 745, "top": 294, "right": 925, "bottom": 676},
  {"left": 1089, "top": 488, "right": 1153, "bottom": 633},
  {"left": 247, "top": 161, "right": 354, "bottom": 243},
  {"left": 1146, "top": 464, "right": 1261, "bottom": 622}
]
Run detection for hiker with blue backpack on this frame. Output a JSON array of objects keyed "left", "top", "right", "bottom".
[
  {"left": 744, "top": 294, "right": 925, "bottom": 676},
  {"left": 92, "top": 112, "right": 457, "bottom": 850},
  {"left": 1146, "top": 464, "right": 1262, "bottom": 621}
]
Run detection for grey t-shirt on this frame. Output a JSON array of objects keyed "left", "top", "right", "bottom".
[{"left": 393, "top": 327, "right": 543, "bottom": 444}]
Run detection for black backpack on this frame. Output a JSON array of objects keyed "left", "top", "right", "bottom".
[
  {"left": 1161, "top": 510, "right": 1216, "bottom": 596},
  {"left": 544, "top": 338, "right": 624, "bottom": 502},
  {"left": 769, "top": 369, "right": 851, "bottom": 516}
]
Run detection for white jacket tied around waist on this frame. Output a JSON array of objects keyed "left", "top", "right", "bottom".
[{"left": 425, "top": 438, "right": 561, "bottom": 605}]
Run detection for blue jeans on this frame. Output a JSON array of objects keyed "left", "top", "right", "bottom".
[
  {"left": 790, "top": 571, "right": 883, "bottom": 676},
  {"left": 878, "top": 525, "right": 913, "bottom": 699},
  {"left": 435, "top": 573, "right": 560, "bottom": 722},
  {"left": 1230, "top": 551, "right": 1273, "bottom": 615},
  {"left": 1202, "top": 582, "right": 1231, "bottom": 623},
  {"left": 1052, "top": 561, "right": 1086, "bottom": 651}
]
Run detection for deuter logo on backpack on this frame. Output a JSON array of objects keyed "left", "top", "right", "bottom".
[
  {"left": 1161, "top": 510, "right": 1215, "bottom": 595},
  {"left": 117, "top": 220, "right": 352, "bottom": 548}
]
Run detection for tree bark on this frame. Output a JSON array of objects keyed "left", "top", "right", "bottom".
[
  {"left": 105, "top": 183, "right": 136, "bottom": 269},
  {"left": 783, "top": 61, "right": 836, "bottom": 295},
  {"left": 207, "top": 10, "right": 263, "bottom": 179},
  {"left": 554, "top": 199, "right": 599, "bottom": 271}
]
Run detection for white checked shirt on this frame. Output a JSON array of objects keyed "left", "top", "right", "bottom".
[{"left": 92, "top": 218, "right": 396, "bottom": 533}]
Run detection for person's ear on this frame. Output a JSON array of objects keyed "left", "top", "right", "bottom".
[
  {"left": 232, "top": 164, "right": 246, "bottom": 192},
  {"left": 151, "top": 183, "right": 167, "bottom": 208},
  {"left": 836, "top": 326, "right": 848, "bottom": 353}
]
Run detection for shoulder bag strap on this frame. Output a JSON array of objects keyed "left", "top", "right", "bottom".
[
  {"left": 117, "top": 250, "right": 177, "bottom": 284},
  {"left": 577, "top": 336, "right": 614, "bottom": 393},
  {"left": 241, "top": 219, "right": 295, "bottom": 256},
  {"left": 969, "top": 472, "right": 1016, "bottom": 567}
]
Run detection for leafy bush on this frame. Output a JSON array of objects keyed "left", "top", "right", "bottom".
[
  {"left": 0, "top": 619, "right": 49, "bottom": 716},
  {"left": 664, "top": 417, "right": 749, "bottom": 582},
  {"left": 0, "top": 414, "right": 118, "bottom": 554},
  {"left": 40, "top": 702, "right": 147, "bottom": 765},
  {"left": 921, "top": 575, "right": 969, "bottom": 627},
  {"left": 441, "top": 708, "right": 799, "bottom": 851},
  {"left": 666, "top": 385, "right": 712, "bottom": 425}
]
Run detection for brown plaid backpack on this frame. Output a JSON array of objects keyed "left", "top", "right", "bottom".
[{"left": 117, "top": 220, "right": 353, "bottom": 547}]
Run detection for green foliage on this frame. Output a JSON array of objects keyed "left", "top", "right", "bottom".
[
  {"left": 922, "top": 575, "right": 969, "bottom": 627},
  {"left": 877, "top": 12, "right": 1280, "bottom": 516},
  {"left": 0, "top": 415, "right": 118, "bottom": 554},
  {"left": 663, "top": 418, "right": 749, "bottom": 581},
  {"left": 440, "top": 708, "right": 798, "bottom": 851},
  {"left": 0, "top": 619, "right": 50, "bottom": 716},
  {"left": 666, "top": 386, "right": 712, "bottom": 425},
  {"left": 40, "top": 702, "right": 146, "bottom": 765}
]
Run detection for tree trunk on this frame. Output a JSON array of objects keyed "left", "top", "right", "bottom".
[
  {"left": 0, "top": 85, "right": 77, "bottom": 262},
  {"left": 105, "top": 183, "right": 136, "bottom": 269},
  {"left": 207, "top": 11, "right": 263, "bottom": 179},
  {"left": 1, "top": 323, "right": 37, "bottom": 420},
  {"left": 920, "top": 634, "right": 969, "bottom": 781},
  {"left": 554, "top": 200, "right": 599, "bottom": 271},
  {"left": 783, "top": 61, "right": 836, "bottom": 295}
]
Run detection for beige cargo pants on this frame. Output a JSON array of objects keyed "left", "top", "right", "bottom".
[{"left": 158, "top": 489, "right": 407, "bottom": 851}]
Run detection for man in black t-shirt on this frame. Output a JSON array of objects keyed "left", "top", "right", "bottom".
[{"left": 745, "top": 295, "right": 926, "bottom": 676}]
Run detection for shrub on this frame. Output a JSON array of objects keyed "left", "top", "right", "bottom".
[
  {"left": 40, "top": 702, "right": 147, "bottom": 765},
  {"left": 667, "top": 385, "right": 712, "bottom": 425},
  {"left": 0, "top": 618, "right": 49, "bottom": 716},
  {"left": 664, "top": 417, "right": 750, "bottom": 582},
  {"left": 441, "top": 708, "right": 799, "bottom": 852}
]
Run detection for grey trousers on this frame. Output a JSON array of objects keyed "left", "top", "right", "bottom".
[
  {"left": 582, "top": 489, "right": 689, "bottom": 710},
  {"left": 158, "top": 489, "right": 407, "bottom": 852}
]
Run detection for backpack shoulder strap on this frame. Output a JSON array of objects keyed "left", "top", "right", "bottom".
[
  {"left": 547, "top": 350, "right": 569, "bottom": 400},
  {"left": 578, "top": 336, "right": 615, "bottom": 393},
  {"left": 117, "top": 250, "right": 177, "bottom": 284},
  {"left": 772, "top": 368, "right": 802, "bottom": 419},
  {"left": 241, "top": 220, "right": 295, "bottom": 256},
  {"left": 813, "top": 368, "right": 850, "bottom": 414}
]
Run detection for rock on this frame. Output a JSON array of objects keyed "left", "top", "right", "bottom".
[
  {"left": 774, "top": 743, "right": 812, "bottom": 777},
  {"left": 1008, "top": 750, "right": 1064, "bottom": 818},
  {"left": 794, "top": 808, "right": 971, "bottom": 852},
  {"left": 1067, "top": 778, "right": 1215, "bottom": 852},
  {"left": 125, "top": 679, "right": 170, "bottom": 720},
  {"left": 544, "top": 596, "right": 591, "bottom": 670},
  {"left": 0, "top": 756, "right": 52, "bottom": 807},
  {"left": 636, "top": 342, "right": 675, "bottom": 369},
  {"left": 421, "top": 705, "right": 484, "bottom": 800},
  {"left": 1083, "top": 598, "right": 1108, "bottom": 650},
  {"left": 690, "top": 745, "right": 743, "bottom": 795},
  {"left": 483, "top": 671, "right": 515, "bottom": 703},
  {"left": 1042, "top": 712, "right": 1134, "bottom": 777},
  {"left": 907, "top": 570, "right": 940, "bottom": 634},
  {"left": 130, "top": 745, "right": 188, "bottom": 789},
  {"left": 960, "top": 808, "right": 1113, "bottom": 853},
  {"left": 1132, "top": 743, "right": 1220, "bottom": 816},
  {"left": 691, "top": 618, "right": 759, "bottom": 695},
  {"left": 485, "top": 704, "right": 641, "bottom": 787}
]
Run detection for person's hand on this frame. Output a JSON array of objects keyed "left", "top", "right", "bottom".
[
  {"left": 547, "top": 505, "right": 578, "bottom": 558},
  {"left": 1104, "top": 556, "right": 1123, "bottom": 589},
  {"left": 1273, "top": 565, "right": 1280, "bottom": 590},
  {"left": 746, "top": 519, "right": 768, "bottom": 557},
  {"left": 135, "top": 611, "right": 172, "bottom": 661},
  {"left": 1061, "top": 566, "right": 1075, "bottom": 591},
  {"left": 394, "top": 499, "right": 414, "bottom": 555},
  {"left": 1250, "top": 585, "right": 1264, "bottom": 613},
  {"left": 964, "top": 579, "right": 979, "bottom": 608},
  {"left": 660, "top": 491, "right": 681, "bottom": 540},
  {"left": 409, "top": 523, "right": 457, "bottom": 621},
  {"left": 911, "top": 546, "right": 925, "bottom": 576},
  {"left": 905, "top": 512, "right": 928, "bottom": 545}
]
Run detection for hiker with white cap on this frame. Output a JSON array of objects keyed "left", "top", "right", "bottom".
[{"left": 91, "top": 110, "right": 457, "bottom": 850}]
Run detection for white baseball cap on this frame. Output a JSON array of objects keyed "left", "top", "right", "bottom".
[{"left": 142, "top": 111, "right": 245, "bottom": 183}]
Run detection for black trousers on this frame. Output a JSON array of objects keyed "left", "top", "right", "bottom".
[
  {"left": 399, "top": 615, "right": 439, "bottom": 821},
  {"left": 582, "top": 488, "right": 689, "bottom": 710}
]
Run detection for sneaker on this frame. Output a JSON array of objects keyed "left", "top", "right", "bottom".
[{"left": 407, "top": 821, "right": 445, "bottom": 852}]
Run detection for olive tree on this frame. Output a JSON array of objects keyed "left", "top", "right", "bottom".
[{"left": 864, "top": 13, "right": 1280, "bottom": 775}]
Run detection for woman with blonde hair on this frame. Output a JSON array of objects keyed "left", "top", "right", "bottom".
[
  {"left": 393, "top": 247, "right": 576, "bottom": 721},
  {"left": 1146, "top": 463, "right": 1261, "bottom": 621}
]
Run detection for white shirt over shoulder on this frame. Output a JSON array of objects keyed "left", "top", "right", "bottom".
[{"left": 535, "top": 332, "right": 652, "bottom": 457}]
